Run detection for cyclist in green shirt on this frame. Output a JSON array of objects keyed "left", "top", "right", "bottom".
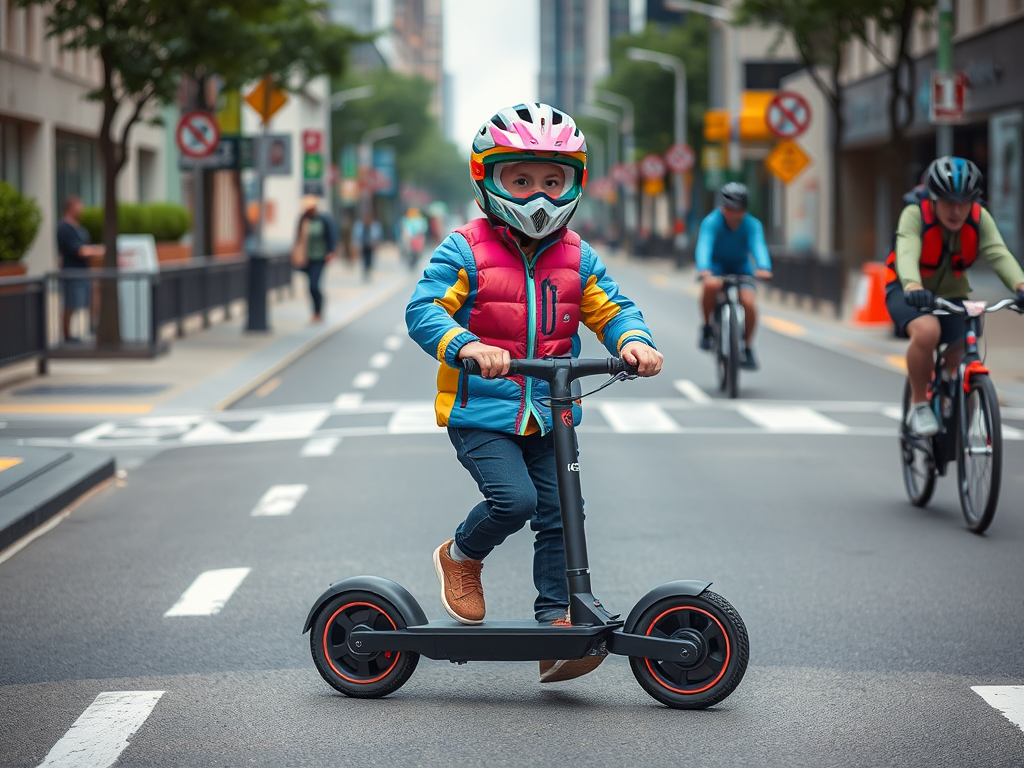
[{"left": 884, "top": 156, "right": 1024, "bottom": 436}]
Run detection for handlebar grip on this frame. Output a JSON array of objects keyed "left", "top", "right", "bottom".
[
  {"left": 461, "top": 358, "right": 481, "bottom": 376},
  {"left": 608, "top": 357, "right": 639, "bottom": 377}
]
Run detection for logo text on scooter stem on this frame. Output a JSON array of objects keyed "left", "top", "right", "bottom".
[
  {"left": 567, "top": 462, "right": 580, "bottom": 472},
  {"left": 561, "top": 410, "right": 574, "bottom": 427}
]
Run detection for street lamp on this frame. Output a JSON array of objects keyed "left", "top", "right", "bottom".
[
  {"left": 579, "top": 104, "right": 624, "bottom": 248},
  {"left": 359, "top": 123, "right": 401, "bottom": 215},
  {"left": 330, "top": 85, "right": 375, "bottom": 111},
  {"left": 663, "top": 0, "right": 742, "bottom": 171},
  {"left": 595, "top": 90, "right": 638, "bottom": 248},
  {"left": 626, "top": 47, "right": 689, "bottom": 241}
]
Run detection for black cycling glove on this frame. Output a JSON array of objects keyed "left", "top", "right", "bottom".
[
  {"left": 1016, "top": 289, "right": 1024, "bottom": 309},
  {"left": 905, "top": 289, "right": 935, "bottom": 310}
]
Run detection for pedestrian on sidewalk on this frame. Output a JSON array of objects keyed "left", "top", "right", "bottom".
[
  {"left": 406, "top": 103, "right": 662, "bottom": 684},
  {"left": 56, "top": 195, "right": 104, "bottom": 344},
  {"left": 351, "top": 209, "right": 382, "bottom": 282},
  {"left": 292, "top": 194, "right": 339, "bottom": 323}
]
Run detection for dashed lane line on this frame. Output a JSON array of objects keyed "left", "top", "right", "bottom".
[
  {"left": 251, "top": 484, "right": 308, "bottom": 516},
  {"left": 973, "top": 686, "right": 1024, "bottom": 733},
  {"left": 333, "top": 392, "right": 364, "bottom": 410},
  {"left": 737, "top": 404, "right": 848, "bottom": 433},
  {"left": 673, "top": 379, "right": 712, "bottom": 404},
  {"left": 36, "top": 690, "right": 165, "bottom": 768},
  {"left": 301, "top": 436, "right": 341, "bottom": 457},
  {"left": 352, "top": 371, "right": 379, "bottom": 389},
  {"left": 369, "top": 352, "right": 393, "bottom": 369},
  {"left": 383, "top": 335, "right": 403, "bottom": 351},
  {"left": 164, "top": 568, "right": 251, "bottom": 617}
]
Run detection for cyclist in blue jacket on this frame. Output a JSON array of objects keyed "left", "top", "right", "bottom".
[{"left": 695, "top": 183, "right": 773, "bottom": 370}]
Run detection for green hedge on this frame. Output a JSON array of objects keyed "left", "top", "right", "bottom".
[
  {"left": 0, "top": 182, "right": 42, "bottom": 262},
  {"left": 80, "top": 202, "right": 191, "bottom": 243}
]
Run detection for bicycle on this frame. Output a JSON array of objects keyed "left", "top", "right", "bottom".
[
  {"left": 704, "top": 274, "right": 755, "bottom": 399},
  {"left": 899, "top": 296, "right": 1022, "bottom": 533}
]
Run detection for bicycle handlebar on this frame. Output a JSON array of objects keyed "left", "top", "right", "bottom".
[
  {"left": 932, "top": 297, "right": 1023, "bottom": 315},
  {"left": 460, "top": 357, "right": 637, "bottom": 382}
]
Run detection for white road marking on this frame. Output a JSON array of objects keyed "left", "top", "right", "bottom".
[
  {"left": 881, "top": 406, "right": 1022, "bottom": 440},
  {"left": 352, "top": 371, "right": 379, "bottom": 389},
  {"left": 383, "top": 335, "right": 403, "bottom": 351},
  {"left": 598, "top": 402, "right": 680, "bottom": 433},
  {"left": 244, "top": 410, "right": 329, "bottom": 438},
  {"left": 71, "top": 422, "right": 117, "bottom": 444},
  {"left": 1002, "top": 424, "right": 1024, "bottom": 441},
  {"left": 737, "top": 404, "right": 848, "bottom": 433},
  {"left": 301, "top": 436, "right": 341, "bottom": 457},
  {"left": 673, "top": 379, "right": 712, "bottom": 404},
  {"left": 972, "top": 686, "right": 1024, "bottom": 732},
  {"left": 369, "top": 352, "right": 393, "bottom": 369},
  {"left": 394, "top": 321, "right": 407, "bottom": 334},
  {"left": 181, "top": 419, "right": 238, "bottom": 444},
  {"left": 333, "top": 392, "right": 364, "bottom": 410},
  {"left": 881, "top": 406, "right": 904, "bottom": 421},
  {"left": 37, "top": 690, "right": 165, "bottom": 768},
  {"left": 251, "top": 484, "right": 308, "bottom": 516},
  {"left": 388, "top": 404, "right": 439, "bottom": 434},
  {"left": 164, "top": 568, "right": 251, "bottom": 616}
]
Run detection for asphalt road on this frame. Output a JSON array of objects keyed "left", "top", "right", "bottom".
[{"left": 2, "top": 256, "right": 1023, "bottom": 767}]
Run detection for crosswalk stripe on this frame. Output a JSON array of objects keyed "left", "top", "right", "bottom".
[
  {"left": 301, "top": 436, "right": 341, "bottom": 457},
  {"left": 37, "top": 690, "right": 165, "bottom": 768},
  {"left": 245, "top": 410, "right": 329, "bottom": 438},
  {"left": 164, "top": 568, "right": 250, "bottom": 616},
  {"left": 598, "top": 402, "right": 680, "bottom": 433},
  {"left": 673, "top": 379, "right": 711, "bottom": 404},
  {"left": 70, "top": 421, "right": 117, "bottom": 444},
  {"left": 383, "top": 335, "right": 403, "bottom": 351},
  {"left": 353, "top": 371, "right": 379, "bottom": 389},
  {"left": 251, "top": 484, "right": 308, "bottom": 516},
  {"left": 1002, "top": 425, "right": 1024, "bottom": 441},
  {"left": 737, "top": 404, "right": 848, "bottom": 433},
  {"left": 369, "top": 352, "right": 393, "bottom": 369},
  {"left": 388, "top": 404, "right": 439, "bottom": 434},
  {"left": 333, "top": 392, "right": 363, "bottom": 410},
  {"left": 181, "top": 419, "right": 237, "bottom": 444},
  {"left": 972, "top": 686, "right": 1024, "bottom": 732}
]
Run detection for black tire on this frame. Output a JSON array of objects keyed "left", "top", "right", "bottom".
[
  {"left": 628, "top": 591, "right": 749, "bottom": 710},
  {"left": 957, "top": 374, "right": 1002, "bottom": 534},
  {"left": 310, "top": 591, "right": 419, "bottom": 698},
  {"left": 726, "top": 303, "right": 741, "bottom": 399},
  {"left": 713, "top": 306, "right": 727, "bottom": 393},
  {"left": 900, "top": 380, "right": 936, "bottom": 507}
]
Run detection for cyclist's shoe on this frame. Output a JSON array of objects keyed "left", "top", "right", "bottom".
[
  {"left": 699, "top": 324, "right": 714, "bottom": 351},
  {"left": 433, "top": 539, "right": 485, "bottom": 624},
  {"left": 742, "top": 346, "right": 759, "bottom": 370},
  {"left": 906, "top": 402, "right": 940, "bottom": 437}
]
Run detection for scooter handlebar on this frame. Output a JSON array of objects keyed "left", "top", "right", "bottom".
[{"left": 460, "top": 357, "right": 637, "bottom": 381}]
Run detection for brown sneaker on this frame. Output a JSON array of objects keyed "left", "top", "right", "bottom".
[
  {"left": 539, "top": 648, "right": 608, "bottom": 683},
  {"left": 433, "top": 539, "right": 485, "bottom": 624}
]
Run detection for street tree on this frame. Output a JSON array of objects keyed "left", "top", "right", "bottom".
[{"left": 21, "top": 0, "right": 360, "bottom": 345}]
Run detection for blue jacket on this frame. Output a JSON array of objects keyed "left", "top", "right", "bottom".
[{"left": 694, "top": 209, "right": 772, "bottom": 274}]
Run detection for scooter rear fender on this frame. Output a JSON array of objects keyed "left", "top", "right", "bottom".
[
  {"left": 622, "top": 580, "right": 713, "bottom": 633},
  {"left": 302, "top": 575, "right": 429, "bottom": 634}
]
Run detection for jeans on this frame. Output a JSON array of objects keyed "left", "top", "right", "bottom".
[
  {"left": 448, "top": 427, "right": 575, "bottom": 622},
  {"left": 305, "top": 259, "right": 326, "bottom": 315}
]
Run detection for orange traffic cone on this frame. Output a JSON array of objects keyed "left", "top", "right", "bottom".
[{"left": 851, "top": 262, "right": 892, "bottom": 326}]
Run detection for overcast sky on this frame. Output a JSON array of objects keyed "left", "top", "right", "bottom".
[{"left": 443, "top": 0, "right": 539, "bottom": 152}]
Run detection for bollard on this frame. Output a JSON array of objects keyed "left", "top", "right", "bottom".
[{"left": 246, "top": 253, "right": 270, "bottom": 332}]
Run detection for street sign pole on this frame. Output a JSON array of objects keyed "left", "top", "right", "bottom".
[{"left": 936, "top": 0, "right": 954, "bottom": 157}]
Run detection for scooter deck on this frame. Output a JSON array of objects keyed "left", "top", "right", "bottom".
[{"left": 349, "top": 619, "right": 615, "bottom": 662}]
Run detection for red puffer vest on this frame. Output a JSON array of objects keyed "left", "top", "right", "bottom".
[
  {"left": 456, "top": 218, "right": 583, "bottom": 360},
  {"left": 885, "top": 198, "right": 981, "bottom": 286}
]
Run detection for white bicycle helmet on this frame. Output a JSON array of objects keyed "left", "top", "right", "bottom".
[{"left": 470, "top": 103, "right": 587, "bottom": 239}]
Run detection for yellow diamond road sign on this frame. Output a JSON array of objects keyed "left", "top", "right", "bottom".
[
  {"left": 765, "top": 140, "right": 810, "bottom": 184},
  {"left": 244, "top": 78, "right": 288, "bottom": 125}
]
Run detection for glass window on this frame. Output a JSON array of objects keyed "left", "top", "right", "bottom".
[
  {"left": 55, "top": 132, "right": 103, "bottom": 211},
  {"left": 0, "top": 121, "right": 22, "bottom": 191}
]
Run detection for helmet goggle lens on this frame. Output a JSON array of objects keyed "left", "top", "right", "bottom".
[{"left": 484, "top": 160, "right": 582, "bottom": 205}]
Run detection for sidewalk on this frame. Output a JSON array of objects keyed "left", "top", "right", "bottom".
[
  {"left": 617, "top": 251, "right": 1024, "bottom": 408},
  {"left": 0, "top": 245, "right": 413, "bottom": 418}
]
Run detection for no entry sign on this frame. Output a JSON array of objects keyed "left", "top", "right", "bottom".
[
  {"left": 639, "top": 153, "right": 666, "bottom": 180},
  {"left": 176, "top": 112, "right": 220, "bottom": 159},
  {"left": 766, "top": 92, "right": 811, "bottom": 140}
]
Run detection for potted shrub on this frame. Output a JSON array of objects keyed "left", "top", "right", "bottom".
[
  {"left": 0, "top": 181, "right": 42, "bottom": 277},
  {"left": 80, "top": 202, "right": 193, "bottom": 265}
]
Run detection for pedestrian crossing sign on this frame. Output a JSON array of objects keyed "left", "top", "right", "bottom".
[{"left": 765, "top": 140, "right": 810, "bottom": 184}]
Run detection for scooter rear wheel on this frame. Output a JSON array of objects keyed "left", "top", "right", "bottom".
[
  {"left": 628, "top": 591, "right": 748, "bottom": 709},
  {"left": 310, "top": 591, "right": 419, "bottom": 698}
]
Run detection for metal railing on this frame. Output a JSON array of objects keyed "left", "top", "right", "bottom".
[
  {"left": 0, "top": 252, "right": 293, "bottom": 370},
  {"left": 766, "top": 248, "right": 845, "bottom": 319}
]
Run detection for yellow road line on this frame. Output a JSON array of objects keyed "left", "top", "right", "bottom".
[
  {"left": 762, "top": 316, "right": 807, "bottom": 338},
  {"left": 885, "top": 354, "right": 908, "bottom": 372},
  {"left": 0, "top": 457, "right": 24, "bottom": 473},
  {"left": 255, "top": 377, "right": 282, "bottom": 398},
  {"left": 0, "top": 403, "right": 153, "bottom": 415}
]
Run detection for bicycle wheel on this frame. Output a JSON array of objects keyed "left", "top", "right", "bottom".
[
  {"left": 726, "top": 303, "right": 741, "bottom": 399},
  {"left": 899, "top": 380, "right": 936, "bottom": 507},
  {"left": 714, "top": 306, "right": 728, "bottom": 392},
  {"left": 629, "top": 591, "right": 749, "bottom": 710},
  {"left": 957, "top": 374, "right": 1002, "bottom": 534}
]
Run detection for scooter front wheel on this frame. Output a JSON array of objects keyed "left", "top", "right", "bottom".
[
  {"left": 628, "top": 591, "right": 748, "bottom": 709},
  {"left": 310, "top": 591, "right": 419, "bottom": 698}
]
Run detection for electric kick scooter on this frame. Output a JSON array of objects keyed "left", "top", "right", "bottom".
[{"left": 304, "top": 357, "right": 749, "bottom": 708}]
